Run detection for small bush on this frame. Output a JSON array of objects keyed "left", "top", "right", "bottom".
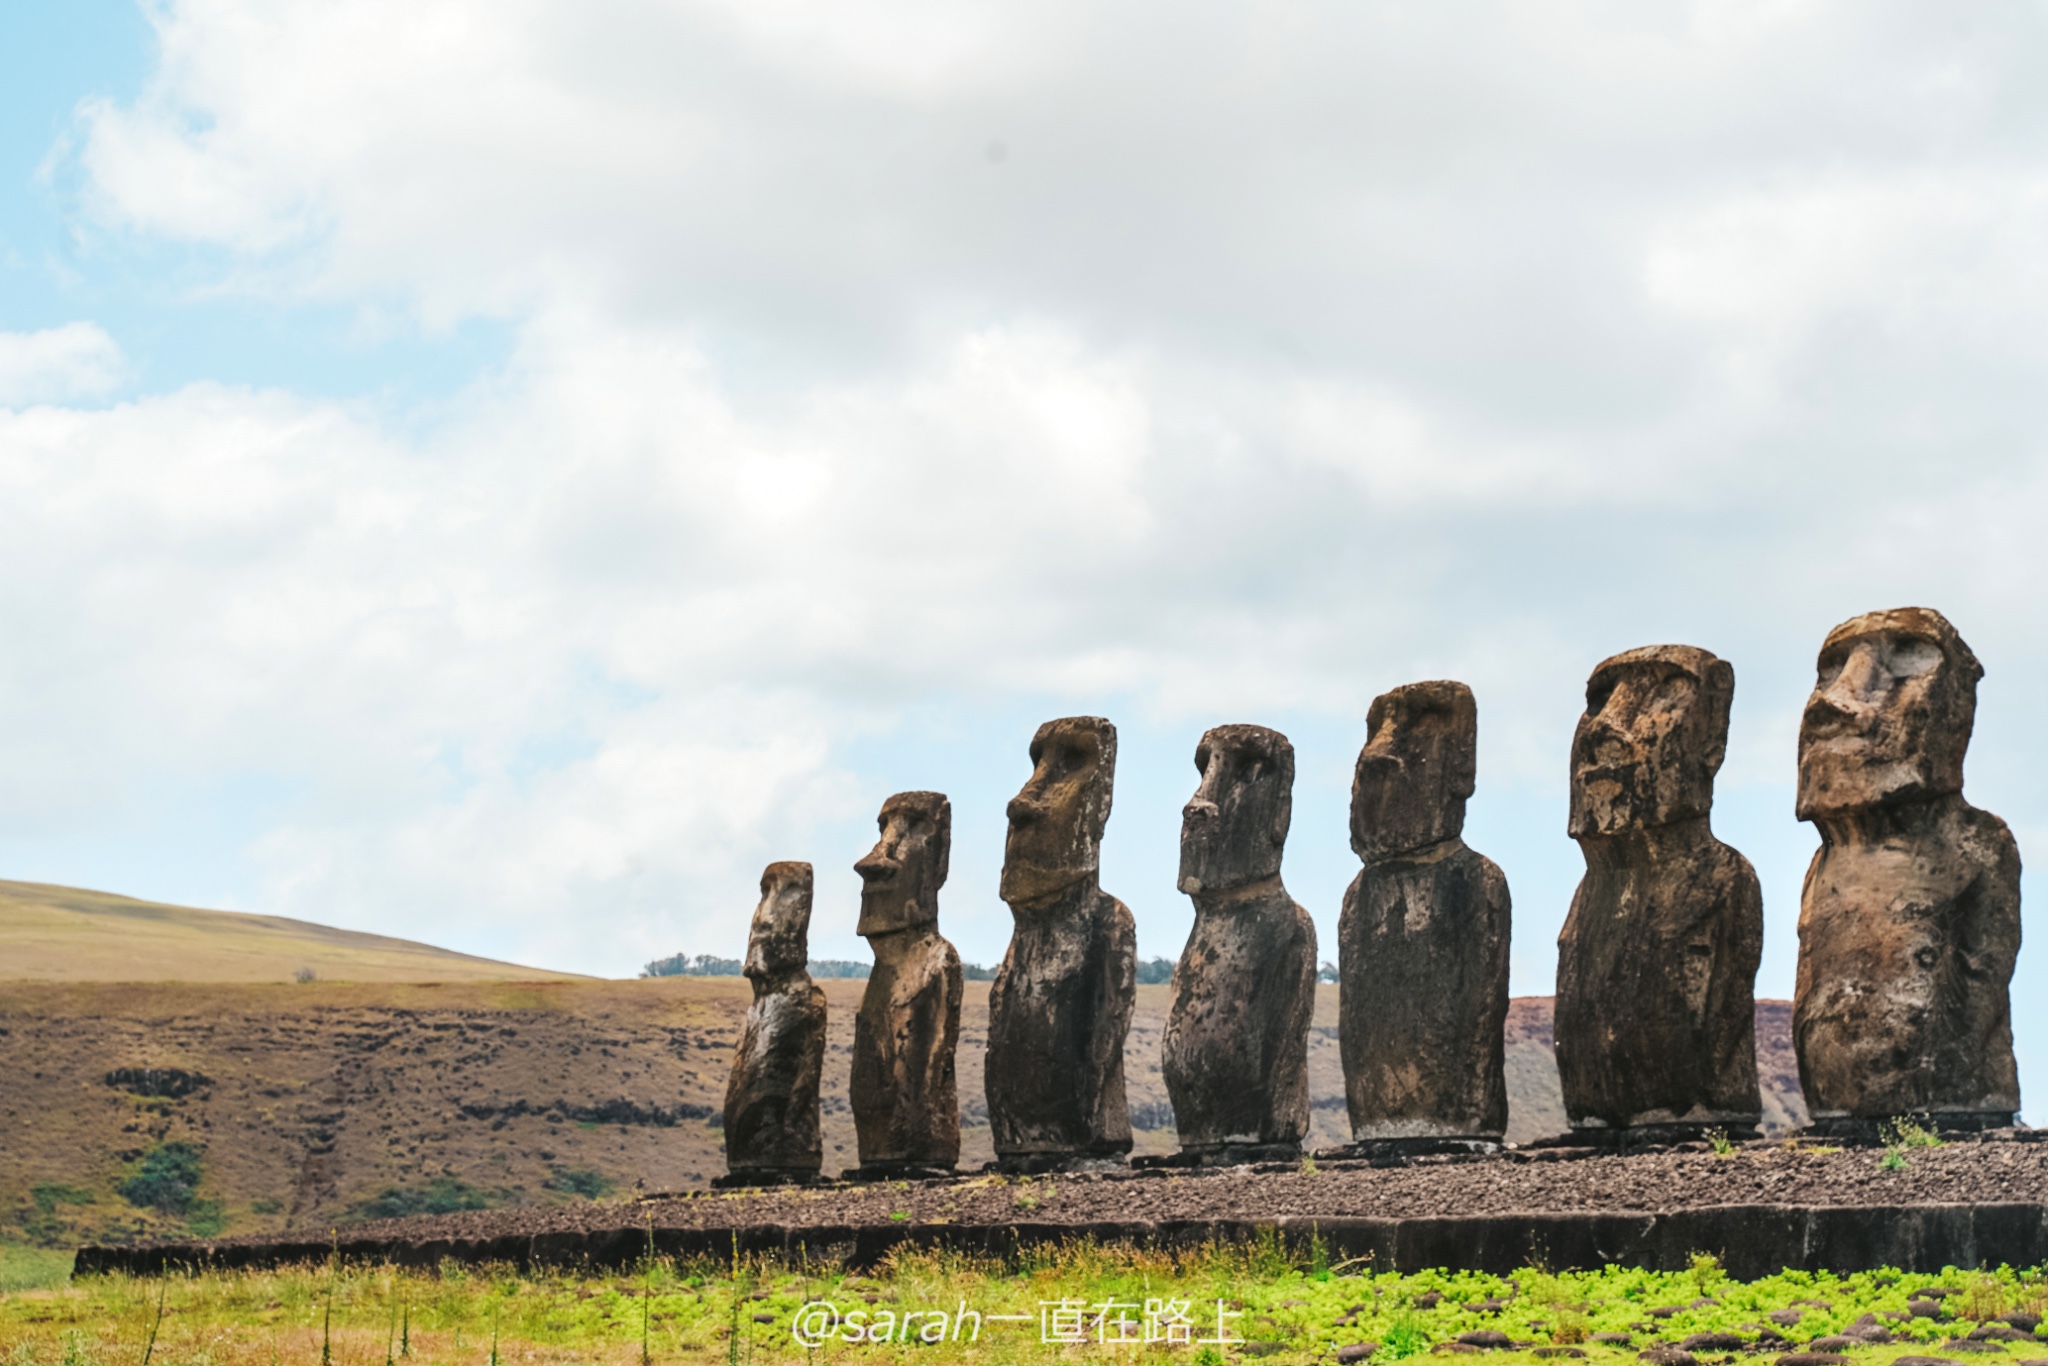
[
  {"left": 1961, "top": 1275, "right": 2008, "bottom": 1323},
  {"left": 544, "top": 1167, "right": 614, "bottom": 1199},
  {"left": 117, "top": 1141, "right": 205, "bottom": 1215}
]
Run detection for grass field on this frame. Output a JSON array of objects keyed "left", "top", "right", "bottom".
[
  {"left": 0, "top": 878, "right": 588, "bottom": 984},
  {"left": 2, "top": 1240, "right": 2044, "bottom": 1363}
]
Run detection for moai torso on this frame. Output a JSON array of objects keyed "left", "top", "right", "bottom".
[
  {"left": 1553, "top": 645, "right": 1763, "bottom": 1131},
  {"left": 1793, "top": 608, "right": 2021, "bottom": 1123},
  {"left": 986, "top": 718, "right": 1136, "bottom": 1163},
  {"left": 1338, "top": 682, "right": 1511, "bottom": 1143},
  {"left": 1162, "top": 724, "right": 1316, "bottom": 1156},
  {"left": 722, "top": 862, "right": 827, "bottom": 1178},
  {"left": 849, "top": 791, "right": 964, "bottom": 1171}
]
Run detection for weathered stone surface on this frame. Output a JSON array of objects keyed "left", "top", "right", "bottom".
[
  {"left": 849, "top": 791, "right": 964, "bottom": 1175},
  {"left": 1555, "top": 645, "right": 1763, "bottom": 1133},
  {"left": 986, "top": 717, "right": 1137, "bottom": 1168},
  {"left": 1793, "top": 608, "right": 2021, "bottom": 1128},
  {"left": 1162, "top": 724, "right": 1316, "bottom": 1160},
  {"left": 1339, "top": 681, "right": 1511, "bottom": 1144},
  {"left": 721, "top": 862, "right": 827, "bottom": 1181}
]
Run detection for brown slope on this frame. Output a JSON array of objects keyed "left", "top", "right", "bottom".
[{"left": 0, "top": 879, "right": 586, "bottom": 983}]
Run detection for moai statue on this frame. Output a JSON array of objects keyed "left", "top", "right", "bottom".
[
  {"left": 1554, "top": 645, "right": 1764, "bottom": 1141},
  {"left": 985, "top": 717, "right": 1137, "bottom": 1172},
  {"left": 718, "top": 861, "right": 827, "bottom": 1185},
  {"left": 848, "top": 791, "right": 964, "bottom": 1177},
  {"left": 1793, "top": 608, "right": 2021, "bottom": 1135},
  {"left": 1160, "top": 725, "right": 1317, "bottom": 1163},
  {"left": 1337, "top": 681, "right": 1511, "bottom": 1153}
]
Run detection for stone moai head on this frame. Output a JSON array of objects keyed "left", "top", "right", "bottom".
[
  {"left": 1178, "top": 724, "right": 1294, "bottom": 896},
  {"left": 1351, "top": 680, "right": 1478, "bottom": 863},
  {"left": 1568, "top": 645, "right": 1734, "bottom": 839},
  {"left": 1797, "top": 607, "right": 1982, "bottom": 821},
  {"left": 855, "top": 791, "right": 951, "bottom": 936},
  {"left": 744, "top": 861, "right": 814, "bottom": 980},
  {"left": 1000, "top": 716, "right": 1117, "bottom": 906}
]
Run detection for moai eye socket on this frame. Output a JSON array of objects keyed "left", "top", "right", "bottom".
[{"left": 1886, "top": 637, "right": 1943, "bottom": 679}]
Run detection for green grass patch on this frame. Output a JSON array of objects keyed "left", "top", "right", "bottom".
[
  {"left": 0, "top": 1244, "right": 2043, "bottom": 1362},
  {"left": 0, "top": 1243, "right": 73, "bottom": 1293}
]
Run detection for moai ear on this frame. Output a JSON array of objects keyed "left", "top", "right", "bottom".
[
  {"left": 930, "top": 794, "right": 952, "bottom": 890},
  {"left": 1444, "top": 683, "right": 1479, "bottom": 801},
  {"left": 1087, "top": 718, "right": 1118, "bottom": 842},
  {"left": 1268, "top": 733, "right": 1296, "bottom": 849},
  {"left": 1699, "top": 657, "right": 1735, "bottom": 779}
]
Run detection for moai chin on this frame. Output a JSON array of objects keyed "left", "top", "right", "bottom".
[
  {"left": 1337, "top": 681, "right": 1511, "bottom": 1151},
  {"left": 1553, "top": 645, "right": 1764, "bottom": 1139},
  {"left": 985, "top": 717, "right": 1137, "bottom": 1172},
  {"left": 848, "top": 791, "right": 963, "bottom": 1177},
  {"left": 718, "top": 862, "right": 827, "bottom": 1185},
  {"left": 1160, "top": 724, "right": 1316, "bottom": 1163},
  {"left": 1793, "top": 607, "right": 2020, "bottom": 1134}
]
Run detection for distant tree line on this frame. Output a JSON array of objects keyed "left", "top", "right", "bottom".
[{"left": 645, "top": 952, "right": 1339, "bottom": 983}]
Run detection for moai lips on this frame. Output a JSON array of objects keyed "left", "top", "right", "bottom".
[
  {"left": 719, "top": 862, "right": 827, "bottom": 1184},
  {"left": 986, "top": 717, "right": 1137, "bottom": 1171},
  {"left": 1794, "top": 608, "right": 2020, "bottom": 1131},
  {"left": 1160, "top": 724, "right": 1316, "bottom": 1163},
  {"left": 849, "top": 791, "right": 964, "bottom": 1177},
  {"left": 1338, "top": 682, "right": 1511, "bottom": 1149},
  {"left": 1554, "top": 645, "right": 1764, "bottom": 1138}
]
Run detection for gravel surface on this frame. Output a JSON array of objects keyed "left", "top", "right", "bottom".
[{"left": 218, "top": 1134, "right": 2048, "bottom": 1248}]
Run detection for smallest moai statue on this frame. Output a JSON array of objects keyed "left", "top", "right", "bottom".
[
  {"left": 848, "top": 791, "right": 964, "bottom": 1179},
  {"left": 1159, "top": 724, "right": 1317, "bottom": 1165},
  {"left": 718, "top": 861, "right": 827, "bottom": 1185},
  {"left": 1337, "top": 681, "right": 1510, "bottom": 1155}
]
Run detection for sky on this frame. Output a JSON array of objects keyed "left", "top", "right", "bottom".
[{"left": 1, "top": 0, "right": 2044, "bottom": 1114}]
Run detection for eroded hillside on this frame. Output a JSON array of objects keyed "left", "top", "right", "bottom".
[{"left": 0, "top": 979, "right": 1803, "bottom": 1247}]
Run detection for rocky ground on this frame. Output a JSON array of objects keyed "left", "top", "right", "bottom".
[{"left": 177, "top": 1132, "right": 2048, "bottom": 1248}]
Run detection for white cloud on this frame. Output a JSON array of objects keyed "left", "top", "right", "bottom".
[
  {"left": 0, "top": 324, "right": 126, "bottom": 407},
  {"left": 7, "top": 0, "right": 2046, "bottom": 1117}
]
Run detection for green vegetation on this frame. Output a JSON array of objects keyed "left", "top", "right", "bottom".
[
  {"left": 0, "top": 1243, "right": 73, "bottom": 1293},
  {"left": 346, "top": 1179, "right": 503, "bottom": 1223},
  {"left": 4, "top": 1243, "right": 2044, "bottom": 1363},
  {"left": 117, "top": 1142, "right": 205, "bottom": 1216}
]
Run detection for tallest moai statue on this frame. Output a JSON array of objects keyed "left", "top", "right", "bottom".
[
  {"left": 1794, "top": 608, "right": 2020, "bottom": 1134},
  {"left": 1554, "top": 645, "right": 1763, "bottom": 1140}
]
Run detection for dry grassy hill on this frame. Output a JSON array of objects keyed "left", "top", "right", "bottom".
[
  {"left": 0, "top": 879, "right": 585, "bottom": 984},
  {"left": 1, "top": 973, "right": 1806, "bottom": 1250}
]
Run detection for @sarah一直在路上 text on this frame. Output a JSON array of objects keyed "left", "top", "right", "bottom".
[{"left": 789, "top": 1297, "right": 1247, "bottom": 1347}]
